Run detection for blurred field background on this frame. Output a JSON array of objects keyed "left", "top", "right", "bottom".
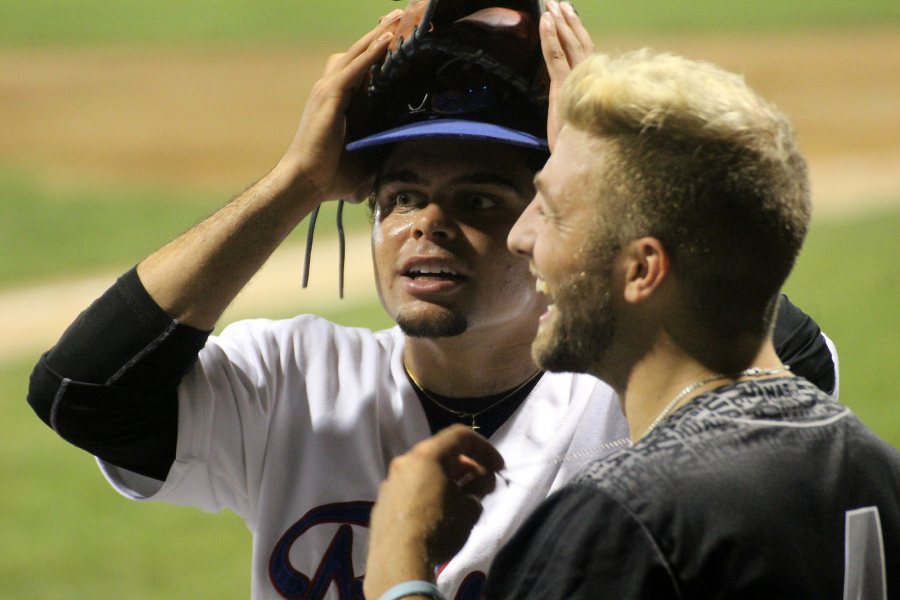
[{"left": 1, "top": 0, "right": 898, "bottom": 597}]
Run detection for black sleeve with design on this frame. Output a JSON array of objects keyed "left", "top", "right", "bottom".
[
  {"left": 772, "top": 294, "right": 836, "bottom": 395},
  {"left": 483, "top": 484, "right": 679, "bottom": 600},
  {"left": 26, "top": 268, "right": 211, "bottom": 481}
]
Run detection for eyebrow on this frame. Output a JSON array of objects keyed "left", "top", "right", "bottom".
[
  {"left": 377, "top": 170, "right": 426, "bottom": 188},
  {"left": 377, "top": 170, "right": 528, "bottom": 196}
]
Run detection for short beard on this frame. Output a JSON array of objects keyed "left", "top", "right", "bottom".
[
  {"left": 533, "top": 281, "right": 616, "bottom": 374},
  {"left": 533, "top": 236, "right": 620, "bottom": 374},
  {"left": 397, "top": 310, "right": 469, "bottom": 338}
]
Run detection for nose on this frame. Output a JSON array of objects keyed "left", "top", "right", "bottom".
[
  {"left": 412, "top": 203, "right": 456, "bottom": 241},
  {"left": 508, "top": 199, "right": 536, "bottom": 256}
]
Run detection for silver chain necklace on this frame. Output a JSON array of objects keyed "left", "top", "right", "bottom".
[
  {"left": 641, "top": 365, "right": 791, "bottom": 439},
  {"left": 404, "top": 364, "right": 544, "bottom": 431}
]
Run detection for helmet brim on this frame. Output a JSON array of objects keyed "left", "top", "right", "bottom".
[{"left": 345, "top": 118, "right": 548, "bottom": 153}]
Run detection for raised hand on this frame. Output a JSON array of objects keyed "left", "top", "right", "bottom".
[
  {"left": 277, "top": 10, "right": 402, "bottom": 204},
  {"left": 135, "top": 13, "right": 404, "bottom": 329},
  {"left": 540, "top": 0, "right": 594, "bottom": 151}
]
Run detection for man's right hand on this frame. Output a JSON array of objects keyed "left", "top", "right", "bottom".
[
  {"left": 136, "top": 13, "right": 399, "bottom": 330},
  {"left": 275, "top": 9, "right": 401, "bottom": 204}
]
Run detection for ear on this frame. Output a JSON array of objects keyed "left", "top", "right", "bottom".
[{"left": 622, "top": 237, "right": 670, "bottom": 304}]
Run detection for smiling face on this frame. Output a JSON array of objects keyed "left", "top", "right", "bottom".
[
  {"left": 508, "top": 125, "right": 624, "bottom": 374},
  {"left": 371, "top": 139, "right": 546, "bottom": 339}
]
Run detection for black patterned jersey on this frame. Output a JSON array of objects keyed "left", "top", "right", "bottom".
[{"left": 484, "top": 377, "right": 900, "bottom": 599}]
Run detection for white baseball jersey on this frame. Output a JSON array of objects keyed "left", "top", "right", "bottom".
[{"left": 99, "top": 315, "right": 628, "bottom": 599}]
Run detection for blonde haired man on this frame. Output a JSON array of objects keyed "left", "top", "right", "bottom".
[{"left": 364, "top": 50, "right": 899, "bottom": 600}]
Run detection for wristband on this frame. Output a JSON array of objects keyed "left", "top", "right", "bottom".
[{"left": 378, "top": 580, "right": 447, "bottom": 600}]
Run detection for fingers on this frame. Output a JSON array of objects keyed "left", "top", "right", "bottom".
[
  {"left": 344, "top": 9, "right": 404, "bottom": 65},
  {"left": 331, "top": 38, "right": 390, "bottom": 99},
  {"left": 324, "top": 9, "right": 403, "bottom": 76},
  {"left": 560, "top": 2, "right": 594, "bottom": 55},
  {"left": 323, "top": 53, "right": 345, "bottom": 76},
  {"left": 314, "top": 12, "right": 400, "bottom": 132},
  {"left": 541, "top": 1, "right": 594, "bottom": 152},
  {"left": 427, "top": 424, "right": 505, "bottom": 475},
  {"left": 407, "top": 425, "right": 504, "bottom": 497},
  {"left": 326, "top": 33, "right": 394, "bottom": 96},
  {"left": 540, "top": 11, "right": 568, "bottom": 80},
  {"left": 456, "top": 469, "right": 497, "bottom": 499},
  {"left": 541, "top": 1, "right": 594, "bottom": 76}
]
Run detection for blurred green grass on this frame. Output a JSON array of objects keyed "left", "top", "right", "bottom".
[
  {"left": 0, "top": 167, "right": 373, "bottom": 289},
  {"left": 2, "top": 0, "right": 898, "bottom": 47},
  {"left": 0, "top": 168, "right": 219, "bottom": 287},
  {"left": 782, "top": 206, "right": 900, "bottom": 443},
  {"left": 0, "top": 356, "right": 251, "bottom": 599}
]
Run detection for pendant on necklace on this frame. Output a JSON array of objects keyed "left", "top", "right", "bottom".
[{"left": 470, "top": 416, "right": 480, "bottom": 431}]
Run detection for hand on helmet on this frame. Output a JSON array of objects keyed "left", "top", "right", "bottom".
[
  {"left": 541, "top": 0, "right": 594, "bottom": 151},
  {"left": 277, "top": 10, "right": 402, "bottom": 205}
]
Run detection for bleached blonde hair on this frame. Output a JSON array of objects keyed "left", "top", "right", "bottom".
[{"left": 562, "top": 49, "right": 811, "bottom": 336}]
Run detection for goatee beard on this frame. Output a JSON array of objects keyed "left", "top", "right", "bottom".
[{"left": 397, "top": 311, "right": 469, "bottom": 338}]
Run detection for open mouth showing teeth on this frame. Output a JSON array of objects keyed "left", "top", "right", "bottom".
[{"left": 405, "top": 267, "right": 465, "bottom": 281}]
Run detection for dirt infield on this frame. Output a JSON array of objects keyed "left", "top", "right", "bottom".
[
  {"left": 1, "top": 30, "right": 898, "bottom": 360},
  {"left": 3, "top": 30, "right": 898, "bottom": 211}
]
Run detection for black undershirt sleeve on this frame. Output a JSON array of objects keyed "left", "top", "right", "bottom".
[
  {"left": 27, "top": 268, "right": 211, "bottom": 481},
  {"left": 772, "top": 294, "right": 837, "bottom": 395}
]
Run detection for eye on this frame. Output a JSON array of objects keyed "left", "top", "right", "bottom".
[
  {"left": 377, "top": 189, "right": 427, "bottom": 212},
  {"left": 467, "top": 194, "right": 498, "bottom": 210},
  {"left": 395, "top": 192, "right": 420, "bottom": 208},
  {"left": 534, "top": 196, "right": 552, "bottom": 221}
]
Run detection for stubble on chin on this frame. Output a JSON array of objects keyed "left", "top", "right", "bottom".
[
  {"left": 531, "top": 282, "right": 615, "bottom": 375},
  {"left": 534, "top": 226, "right": 622, "bottom": 374}
]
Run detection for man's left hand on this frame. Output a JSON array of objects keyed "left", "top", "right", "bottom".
[{"left": 541, "top": 0, "right": 595, "bottom": 151}]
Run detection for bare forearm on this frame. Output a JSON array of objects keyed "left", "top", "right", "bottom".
[
  {"left": 137, "top": 165, "right": 322, "bottom": 330},
  {"left": 363, "top": 540, "right": 434, "bottom": 599}
]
